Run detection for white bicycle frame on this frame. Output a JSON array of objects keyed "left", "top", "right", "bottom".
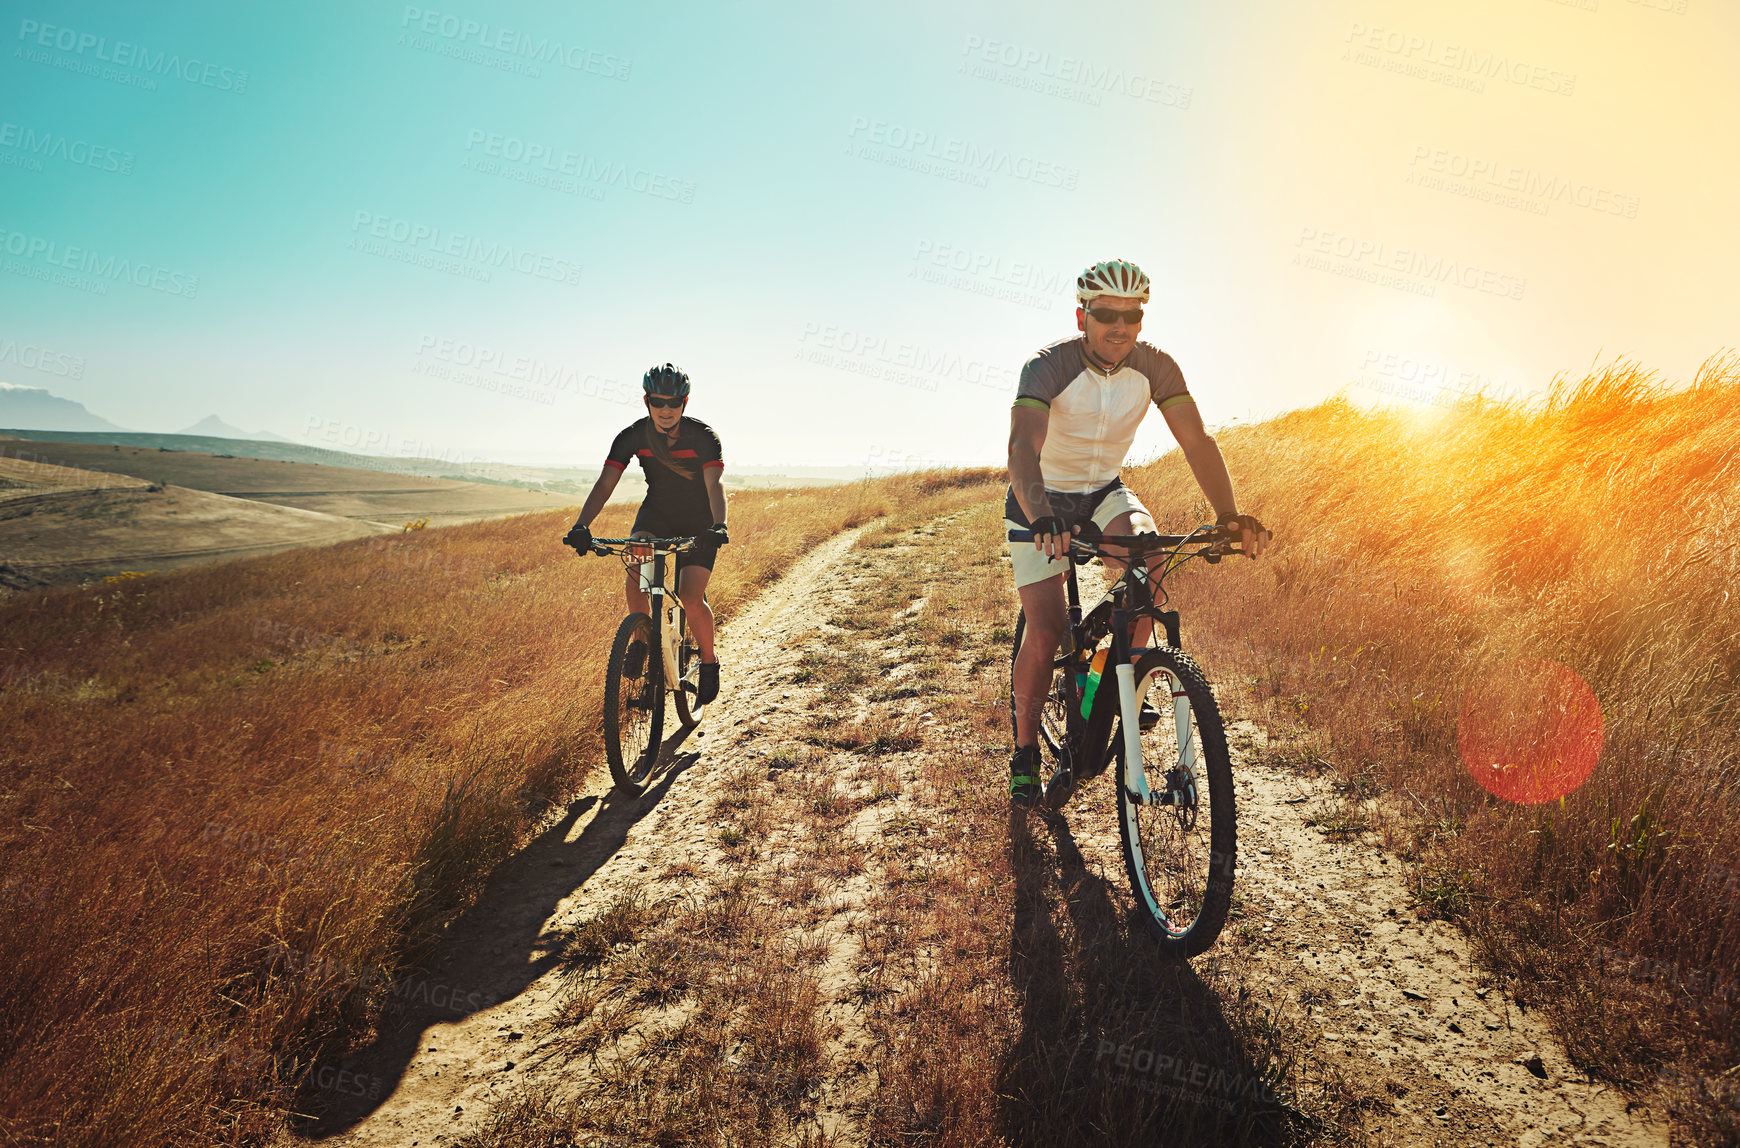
[{"left": 635, "top": 553, "right": 685, "bottom": 678}]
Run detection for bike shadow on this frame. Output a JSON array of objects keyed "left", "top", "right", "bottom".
[
  {"left": 294, "top": 723, "right": 704, "bottom": 1139},
  {"left": 998, "top": 808, "right": 1292, "bottom": 1147}
]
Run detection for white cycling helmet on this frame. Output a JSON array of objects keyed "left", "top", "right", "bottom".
[{"left": 1076, "top": 258, "right": 1150, "bottom": 305}]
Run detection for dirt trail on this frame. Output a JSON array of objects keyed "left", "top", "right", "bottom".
[
  {"left": 305, "top": 526, "right": 876, "bottom": 1147},
  {"left": 297, "top": 515, "right": 1667, "bottom": 1147},
  {"left": 1223, "top": 726, "right": 1667, "bottom": 1146}
]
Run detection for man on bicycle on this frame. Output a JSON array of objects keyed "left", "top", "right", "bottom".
[
  {"left": 1007, "top": 258, "right": 1269, "bottom": 805},
  {"left": 563, "top": 364, "right": 728, "bottom": 706}
]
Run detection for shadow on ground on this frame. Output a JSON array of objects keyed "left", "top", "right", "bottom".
[
  {"left": 997, "top": 809, "right": 1297, "bottom": 1148},
  {"left": 293, "top": 726, "right": 703, "bottom": 1139}
]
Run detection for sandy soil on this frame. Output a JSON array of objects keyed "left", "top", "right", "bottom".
[{"left": 283, "top": 516, "right": 1668, "bottom": 1147}]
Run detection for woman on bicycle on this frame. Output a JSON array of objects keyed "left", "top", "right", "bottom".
[{"left": 563, "top": 364, "right": 728, "bottom": 706}]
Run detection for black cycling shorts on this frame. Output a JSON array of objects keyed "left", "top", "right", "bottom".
[{"left": 632, "top": 510, "right": 718, "bottom": 573}]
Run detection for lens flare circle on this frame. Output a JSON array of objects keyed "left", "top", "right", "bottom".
[{"left": 1457, "top": 658, "right": 1603, "bottom": 804}]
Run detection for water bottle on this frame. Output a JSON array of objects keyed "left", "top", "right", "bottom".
[{"left": 1079, "top": 647, "right": 1110, "bottom": 719}]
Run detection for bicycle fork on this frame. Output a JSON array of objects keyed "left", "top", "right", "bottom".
[
  {"left": 1119, "top": 664, "right": 1198, "bottom": 807},
  {"left": 1117, "top": 662, "right": 1149, "bottom": 802}
]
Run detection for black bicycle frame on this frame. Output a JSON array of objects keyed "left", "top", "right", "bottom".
[{"left": 1054, "top": 555, "right": 1185, "bottom": 778}]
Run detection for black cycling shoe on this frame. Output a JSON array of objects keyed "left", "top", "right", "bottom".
[
  {"left": 697, "top": 662, "right": 720, "bottom": 705},
  {"left": 623, "top": 640, "right": 647, "bottom": 679},
  {"left": 1010, "top": 745, "right": 1042, "bottom": 807},
  {"left": 1140, "top": 700, "right": 1161, "bottom": 730}
]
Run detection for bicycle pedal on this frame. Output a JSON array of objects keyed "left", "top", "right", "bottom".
[{"left": 1043, "top": 768, "right": 1076, "bottom": 809}]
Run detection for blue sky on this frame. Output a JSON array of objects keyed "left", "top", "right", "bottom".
[{"left": 2, "top": 0, "right": 1735, "bottom": 468}]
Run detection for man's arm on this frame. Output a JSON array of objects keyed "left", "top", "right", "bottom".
[
  {"left": 1161, "top": 402, "right": 1268, "bottom": 557},
  {"left": 1160, "top": 402, "right": 1235, "bottom": 517},
  {"left": 1008, "top": 405, "right": 1052, "bottom": 521},
  {"left": 1008, "top": 404, "right": 1074, "bottom": 559}
]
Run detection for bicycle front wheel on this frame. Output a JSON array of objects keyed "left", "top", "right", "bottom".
[
  {"left": 604, "top": 612, "right": 664, "bottom": 795},
  {"left": 1116, "top": 647, "right": 1236, "bottom": 957}
]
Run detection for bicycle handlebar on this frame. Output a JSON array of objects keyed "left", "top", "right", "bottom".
[
  {"left": 586, "top": 535, "right": 700, "bottom": 558},
  {"left": 1006, "top": 526, "right": 1256, "bottom": 569},
  {"left": 1007, "top": 526, "right": 1236, "bottom": 549}
]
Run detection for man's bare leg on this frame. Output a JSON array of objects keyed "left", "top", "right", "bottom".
[{"left": 1013, "top": 574, "right": 1068, "bottom": 747}]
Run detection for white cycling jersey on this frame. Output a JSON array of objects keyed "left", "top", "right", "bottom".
[{"left": 1012, "top": 337, "right": 1194, "bottom": 494}]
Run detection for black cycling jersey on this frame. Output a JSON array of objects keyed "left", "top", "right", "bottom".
[{"left": 603, "top": 416, "right": 724, "bottom": 534}]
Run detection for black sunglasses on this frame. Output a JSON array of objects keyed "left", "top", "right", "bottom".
[
  {"left": 645, "top": 395, "right": 686, "bottom": 409},
  {"left": 1085, "top": 306, "right": 1143, "bottom": 326}
]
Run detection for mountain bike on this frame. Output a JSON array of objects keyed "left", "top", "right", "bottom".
[
  {"left": 1007, "top": 524, "right": 1249, "bottom": 957},
  {"left": 588, "top": 535, "right": 707, "bottom": 795}
]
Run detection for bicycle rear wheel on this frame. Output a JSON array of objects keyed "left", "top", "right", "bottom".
[
  {"left": 604, "top": 612, "right": 664, "bottom": 795},
  {"left": 1010, "top": 611, "right": 1077, "bottom": 805},
  {"left": 1116, "top": 647, "right": 1236, "bottom": 957}
]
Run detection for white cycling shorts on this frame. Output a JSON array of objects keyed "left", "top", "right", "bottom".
[{"left": 1005, "top": 483, "right": 1153, "bottom": 589}]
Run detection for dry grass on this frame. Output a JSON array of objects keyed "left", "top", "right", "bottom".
[
  {"left": 0, "top": 469, "right": 999, "bottom": 1146},
  {"left": 1125, "top": 355, "right": 1740, "bottom": 1137}
]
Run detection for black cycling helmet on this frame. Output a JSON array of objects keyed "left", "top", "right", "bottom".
[{"left": 642, "top": 363, "right": 691, "bottom": 399}]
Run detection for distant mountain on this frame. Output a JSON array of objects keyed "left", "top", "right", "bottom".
[
  {"left": 178, "top": 415, "right": 291, "bottom": 442},
  {"left": 0, "top": 382, "right": 129, "bottom": 432}
]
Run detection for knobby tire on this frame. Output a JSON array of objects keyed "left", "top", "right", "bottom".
[
  {"left": 1117, "top": 647, "right": 1236, "bottom": 957},
  {"left": 604, "top": 612, "right": 664, "bottom": 796}
]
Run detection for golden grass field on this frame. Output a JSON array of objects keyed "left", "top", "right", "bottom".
[
  {"left": 1124, "top": 356, "right": 1739, "bottom": 1137},
  {"left": 2, "top": 358, "right": 1735, "bottom": 1145},
  {"left": 0, "top": 469, "right": 999, "bottom": 1146}
]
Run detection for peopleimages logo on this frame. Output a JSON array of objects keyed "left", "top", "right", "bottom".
[
  {"left": 0, "top": 122, "right": 133, "bottom": 175},
  {"left": 348, "top": 210, "right": 581, "bottom": 286},
  {"left": 797, "top": 321, "right": 1018, "bottom": 394},
  {"left": 0, "top": 338, "right": 86, "bottom": 378},
  {"left": 959, "top": 35, "right": 1192, "bottom": 109},
  {"left": 0, "top": 227, "right": 200, "bottom": 297},
  {"left": 846, "top": 117, "right": 1078, "bottom": 190},
  {"left": 1343, "top": 22, "right": 1576, "bottom": 96},
  {"left": 463, "top": 130, "right": 695, "bottom": 203},
  {"left": 15, "top": 19, "right": 249, "bottom": 92},
  {"left": 1293, "top": 226, "right": 1526, "bottom": 301},
  {"left": 411, "top": 333, "right": 636, "bottom": 406},
  {"left": 398, "top": 7, "right": 629, "bottom": 79},
  {"left": 1407, "top": 145, "right": 1639, "bottom": 218}
]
